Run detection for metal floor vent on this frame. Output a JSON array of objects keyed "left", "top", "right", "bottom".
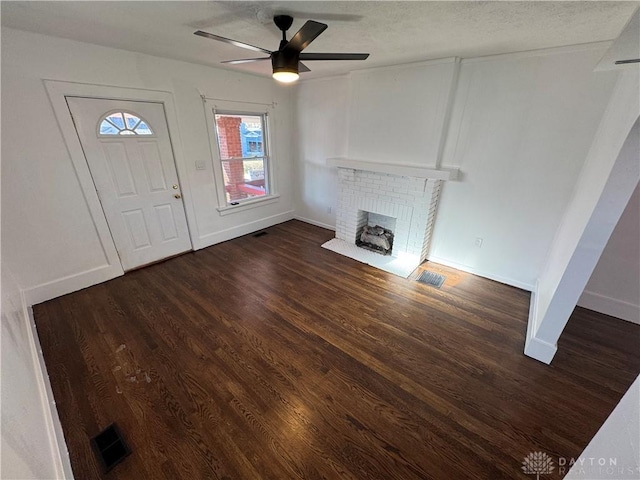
[
  {"left": 253, "top": 231, "right": 268, "bottom": 237},
  {"left": 91, "top": 423, "right": 131, "bottom": 472},
  {"left": 416, "top": 270, "right": 446, "bottom": 288}
]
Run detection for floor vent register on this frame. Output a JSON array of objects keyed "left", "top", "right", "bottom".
[
  {"left": 90, "top": 423, "right": 131, "bottom": 472},
  {"left": 416, "top": 270, "right": 446, "bottom": 289}
]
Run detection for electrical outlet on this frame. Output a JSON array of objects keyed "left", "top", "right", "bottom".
[
  {"left": 195, "top": 160, "right": 206, "bottom": 170},
  {"left": 475, "top": 237, "right": 483, "bottom": 248},
  {"left": 327, "top": 206, "right": 332, "bottom": 214}
]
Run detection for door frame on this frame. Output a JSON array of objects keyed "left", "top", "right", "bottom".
[{"left": 44, "top": 80, "right": 197, "bottom": 274}]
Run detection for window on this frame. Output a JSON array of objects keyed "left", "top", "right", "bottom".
[
  {"left": 248, "top": 140, "right": 262, "bottom": 153},
  {"left": 213, "top": 112, "right": 270, "bottom": 204},
  {"left": 98, "top": 111, "right": 153, "bottom": 136}
]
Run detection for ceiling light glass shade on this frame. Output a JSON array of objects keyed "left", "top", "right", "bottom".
[{"left": 272, "top": 70, "right": 299, "bottom": 83}]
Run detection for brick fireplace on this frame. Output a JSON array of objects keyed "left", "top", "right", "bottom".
[{"left": 324, "top": 159, "right": 457, "bottom": 277}]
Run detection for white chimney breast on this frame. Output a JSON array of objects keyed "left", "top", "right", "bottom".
[{"left": 334, "top": 167, "right": 443, "bottom": 265}]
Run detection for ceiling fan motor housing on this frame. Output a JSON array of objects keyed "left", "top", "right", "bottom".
[{"left": 271, "top": 50, "right": 299, "bottom": 75}]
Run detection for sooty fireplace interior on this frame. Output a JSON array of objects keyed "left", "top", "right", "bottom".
[{"left": 356, "top": 211, "right": 396, "bottom": 255}]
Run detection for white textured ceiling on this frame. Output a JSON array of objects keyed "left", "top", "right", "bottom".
[{"left": 1, "top": 1, "right": 637, "bottom": 79}]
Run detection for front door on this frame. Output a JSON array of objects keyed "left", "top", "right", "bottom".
[{"left": 67, "top": 97, "right": 192, "bottom": 270}]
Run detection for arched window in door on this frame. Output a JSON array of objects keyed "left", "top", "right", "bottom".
[{"left": 98, "top": 111, "right": 154, "bottom": 136}]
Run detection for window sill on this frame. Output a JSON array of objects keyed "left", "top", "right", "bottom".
[{"left": 216, "top": 195, "right": 280, "bottom": 216}]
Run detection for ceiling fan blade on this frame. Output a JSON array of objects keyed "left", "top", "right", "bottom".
[
  {"left": 221, "top": 58, "right": 271, "bottom": 65},
  {"left": 299, "top": 53, "right": 370, "bottom": 61},
  {"left": 194, "top": 30, "right": 272, "bottom": 55},
  {"left": 298, "top": 62, "right": 311, "bottom": 73},
  {"left": 282, "top": 20, "right": 327, "bottom": 54}
]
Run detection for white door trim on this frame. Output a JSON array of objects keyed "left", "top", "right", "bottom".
[{"left": 44, "top": 80, "right": 199, "bottom": 280}]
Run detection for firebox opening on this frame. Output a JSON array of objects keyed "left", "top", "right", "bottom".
[{"left": 355, "top": 211, "right": 396, "bottom": 256}]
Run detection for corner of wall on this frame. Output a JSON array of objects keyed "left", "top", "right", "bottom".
[
  {"left": 293, "top": 216, "right": 336, "bottom": 231},
  {"left": 22, "top": 263, "right": 124, "bottom": 307}
]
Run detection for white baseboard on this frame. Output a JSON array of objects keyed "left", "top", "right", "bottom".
[
  {"left": 294, "top": 216, "right": 336, "bottom": 231},
  {"left": 523, "top": 281, "right": 557, "bottom": 364},
  {"left": 578, "top": 290, "right": 640, "bottom": 324},
  {"left": 22, "top": 263, "right": 123, "bottom": 307},
  {"left": 197, "top": 210, "right": 295, "bottom": 249},
  {"left": 426, "top": 255, "right": 535, "bottom": 291},
  {"left": 21, "top": 291, "right": 75, "bottom": 479},
  {"left": 524, "top": 334, "right": 558, "bottom": 365}
]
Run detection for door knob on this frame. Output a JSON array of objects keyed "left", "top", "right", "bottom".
[
  {"left": 174, "top": 194, "right": 181, "bottom": 199},
  {"left": 172, "top": 184, "right": 179, "bottom": 189}
]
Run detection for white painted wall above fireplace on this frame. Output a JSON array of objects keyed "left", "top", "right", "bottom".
[{"left": 347, "top": 58, "right": 460, "bottom": 167}]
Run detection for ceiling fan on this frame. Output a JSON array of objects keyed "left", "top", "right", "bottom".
[{"left": 194, "top": 15, "right": 369, "bottom": 83}]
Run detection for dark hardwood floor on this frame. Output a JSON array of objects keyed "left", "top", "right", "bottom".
[{"left": 34, "top": 220, "right": 639, "bottom": 479}]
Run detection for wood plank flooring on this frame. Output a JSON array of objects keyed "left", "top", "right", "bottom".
[{"left": 34, "top": 220, "right": 640, "bottom": 479}]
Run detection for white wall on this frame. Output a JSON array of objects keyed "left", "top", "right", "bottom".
[
  {"left": 578, "top": 183, "right": 640, "bottom": 324},
  {"left": 347, "top": 59, "right": 458, "bottom": 166},
  {"left": 0, "top": 266, "right": 65, "bottom": 478},
  {"left": 295, "top": 44, "right": 620, "bottom": 290},
  {"left": 294, "top": 76, "right": 350, "bottom": 229},
  {"left": 430, "top": 45, "right": 620, "bottom": 289},
  {"left": 1, "top": 27, "right": 296, "bottom": 303},
  {"left": 565, "top": 375, "right": 639, "bottom": 479}
]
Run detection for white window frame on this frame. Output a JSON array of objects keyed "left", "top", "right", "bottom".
[{"left": 204, "top": 99, "right": 279, "bottom": 214}]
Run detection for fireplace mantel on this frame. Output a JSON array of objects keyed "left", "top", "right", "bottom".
[{"left": 327, "top": 157, "right": 459, "bottom": 181}]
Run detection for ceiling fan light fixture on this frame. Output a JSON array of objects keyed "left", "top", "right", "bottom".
[
  {"left": 272, "top": 70, "right": 299, "bottom": 83},
  {"left": 271, "top": 51, "right": 299, "bottom": 83}
]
